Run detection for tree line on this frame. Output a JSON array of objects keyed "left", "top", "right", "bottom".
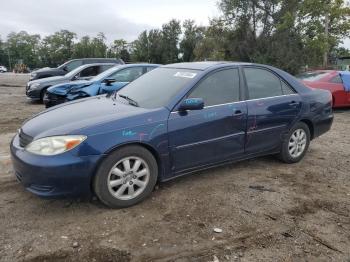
[{"left": 0, "top": 0, "right": 350, "bottom": 74}]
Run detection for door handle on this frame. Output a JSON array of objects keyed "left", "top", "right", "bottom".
[
  {"left": 289, "top": 101, "right": 298, "bottom": 106},
  {"left": 233, "top": 110, "right": 244, "bottom": 116}
]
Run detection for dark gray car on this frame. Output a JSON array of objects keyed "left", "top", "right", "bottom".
[
  {"left": 30, "top": 58, "right": 124, "bottom": 81},
  {"left": 26, "top": 63, "right": 116, "bottom": 101}
]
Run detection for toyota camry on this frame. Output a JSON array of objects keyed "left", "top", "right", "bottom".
[{"left": 11, "top": 62, "right": 333, "bottom": 208}]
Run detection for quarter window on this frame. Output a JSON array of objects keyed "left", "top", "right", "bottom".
[
  {"left": 188, "top": 69, "right": 240, "bottom": 106},
  {"left": 244, "top": 68, "right": 283, "bottom": 99},
  {"left": 281, "top": 81, "right": 295, "bottom": 95}
]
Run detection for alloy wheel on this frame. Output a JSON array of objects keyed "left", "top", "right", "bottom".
[
  {"left": 288, "top": 128, "right": 307, "bottom": 158},
  {"left": 107, "top": 156, "right": 150, "bottom": 200}
]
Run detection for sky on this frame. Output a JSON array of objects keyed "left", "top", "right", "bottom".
[
  {"left": 0, "top": 0, "right": 219, "bottom": 42},
  {"left": 0, "top": 0, "right": 349, "bottom": 48}
]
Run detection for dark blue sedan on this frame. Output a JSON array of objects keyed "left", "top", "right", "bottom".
[
  {"left": 11, "top": 62, "right": 333, "bottom": 208},
  {"left": 44, "top": 64, "right": 160, "bottom": 108}
]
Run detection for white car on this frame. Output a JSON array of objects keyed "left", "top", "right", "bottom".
[{"left": 0, "top": 66, "right": 7, "bottom": 73}]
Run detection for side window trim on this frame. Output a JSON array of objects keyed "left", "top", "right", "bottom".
[
  {"left": 171, "top": 67, "right": 242, "bottom": 112},
  {"left": 185, "top": 67, "right": 241, "bottom": 106},
  {"left": 243, "top": 66, "right": 297, "bottom": 100}
]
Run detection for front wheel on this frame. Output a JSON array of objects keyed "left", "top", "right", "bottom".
[
  {"left": 93, "top": 145, "right": 158, "bottom": 208},
  {"left": 278, "top": 122, "right": 310, "bottom": 164}
]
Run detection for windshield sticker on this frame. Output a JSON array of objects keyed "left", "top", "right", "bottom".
[{"left": 174, "top": 72, "right": 197, "bottom": 79}]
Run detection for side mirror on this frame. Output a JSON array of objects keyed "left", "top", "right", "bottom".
[
  {"left": 179, "top": 98, "right": 204, "bottom": 111},
  {"left": 104, "top": 78, "right": 117, "bottom": 86},
  {"left": 62, "top": 66, "right": 68, "bottom": 72}
]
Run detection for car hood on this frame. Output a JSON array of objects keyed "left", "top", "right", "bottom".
[
  {"left": 21, "top": 95, "right": 161, "bottom": 139},
  {"left": 28, "top": 75, "right": 69, "bottom": 86},
  {"left": 48, "top": 80, "right": 92, "bottom": 95},
  {"left": 33, "top": 67, "right": 57, "bottom": 73}
]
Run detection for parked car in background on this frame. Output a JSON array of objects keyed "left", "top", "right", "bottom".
[
  {"left": 44, "top": 64, "right": 160, "bottom": 108},
  {"left": 296, "top": 70, "right": 350, "bottom": 107},
  {"left": 26, "top": 63, "right": 115, "bottom": 101},
  {"left": 11, "top": 62, "right": 333, "bottom": 208},
  {"left": 0, "top": 65, "right": 7, "bottom": 73},
  {"left": 30, "top": 58, "right": 124, "bottom": 81}
]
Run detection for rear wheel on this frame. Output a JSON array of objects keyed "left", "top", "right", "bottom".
[
  {"left": 279, "top": 122, "right": 310, "bottom": 163},
  {"left": 93, "top": 145, "right": 158, "bottom": 208}
]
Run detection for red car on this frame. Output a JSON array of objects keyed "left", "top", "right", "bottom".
[{"left": 297, "top": 70, "right": 350, "bottom": 108}]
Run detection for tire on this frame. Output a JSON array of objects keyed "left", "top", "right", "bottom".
[
  {"left": 40, "top": 88, "right": 48, "bottom": 103},
  {"left": 278, "top": 122, "right": 310, "bottom": 164},
  {"left": 93, "top": 145, "right": 158, "bottom": 208}
]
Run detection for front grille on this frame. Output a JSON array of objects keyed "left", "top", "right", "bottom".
[{"left": 19, "top": 130, "right": 33, "bottom": 148}]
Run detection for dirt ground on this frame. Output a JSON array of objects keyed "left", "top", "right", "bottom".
[{"left": 0, "top": 73, "right": 349, "bottom": 262}]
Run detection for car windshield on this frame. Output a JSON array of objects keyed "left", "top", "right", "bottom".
[
  {"left": 90, "top": 66, "right": 121, "bottom": 82},
  {"left": 296, "top": 71, "right": 330, "bottom": 82},
  {"left": 117, "top": 68, "right": 199, "bottom": 109}
]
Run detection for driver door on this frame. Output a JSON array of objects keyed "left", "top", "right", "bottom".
[{"left": 167, "top": 68, "right": 247, "bottom": 174}]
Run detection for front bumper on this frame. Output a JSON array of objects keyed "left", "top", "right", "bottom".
[
  {"left": 26, "top": 85, "right": 41, "bottom": 100},
  {"left": 43, "top": 93, "right": 67, "bottom": 108},
  {"left": 10, "top": 134, "right": 102, "bottom": 198}
]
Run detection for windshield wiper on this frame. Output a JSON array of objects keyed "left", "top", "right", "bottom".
[{"left": 117, "top": 93, "right": 139, "bottom": 107}]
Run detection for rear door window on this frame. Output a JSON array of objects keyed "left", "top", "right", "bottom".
[
  {"left": 99, "top": 65, "right": 114, "bottom": 74},
  {"left": 244, "top": 68, "right": 283, "bottom": 99},
  {"left": 79, "top": 66, "right": 100, "bottom": 77},
  {"left": 65, "top": 60, "right": 83, "bottom": 72}
]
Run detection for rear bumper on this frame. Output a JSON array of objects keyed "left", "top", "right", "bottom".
[
  {"left": 313, "top": 114, "right": 333, "bottom": 139},
  {"left": 10, "top": 134, "right": 102, "bottom": 198}
]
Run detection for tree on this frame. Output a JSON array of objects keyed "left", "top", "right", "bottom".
[
  {"left": 0, "top": 36, "right": 7, "bottom": 67},
  {"left": 131, "top": 31, "right": 149, "bottom": 62},
  {"left": 5, "top": 31, "right": 41, "bottom": 69},
  {"left": 73, "top": 36, "right": 92, "bottom": 58},
  {"left": 110, "top": 39, "right": 130, "bottom": 62},
  {"left": 90, "top": 32, "right": 108, "bottom": 57},
  {"left": 299, "top": 0, "right": 350, "bottom": 67},
  {"left": 39, "top": 30, "right": 76, "bottom": 67},
  {"left": 180, "top": 20, "right": 205, "bottom": 62},
  {"left": 161, "top": 19, "right": 182, "bottom": 63},
  {"left": 148, "top": 29, "right": 163, "bottom": 63}
]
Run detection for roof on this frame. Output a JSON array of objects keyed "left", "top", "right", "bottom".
[
  {"left": 163, "top": 61, "right": 252, "bottom": 71},
  {"left": 122, "top": 63, "right": 161, "bottom": 68}
]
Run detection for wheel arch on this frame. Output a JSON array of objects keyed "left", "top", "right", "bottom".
[
  {"left": 91, "top": 142, "right": 163, "bottom": 190},
  {"left": 40, "top": 86, "right": 51, "bottom": 100},
  {"left": 299, "top": 119, "right": 314, "bottom": 140}
]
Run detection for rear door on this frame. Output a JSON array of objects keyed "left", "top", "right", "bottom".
[
  {"left": 243, "top": 66, "right": 302, "bottom": 154},
  {"left": 168, "top": 68, "right": 247, "bottom": 173}
]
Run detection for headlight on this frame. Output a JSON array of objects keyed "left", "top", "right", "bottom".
[
  {"left": 25, "top": 135, "right": 87, "bottom": 156},
  {"left": 29, "top": 83, "right": 40, "bottom": 89}
]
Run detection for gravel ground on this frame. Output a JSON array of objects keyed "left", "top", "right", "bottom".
[{"left": 0, "top": 73, "right": 349, "bottom": 262}]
